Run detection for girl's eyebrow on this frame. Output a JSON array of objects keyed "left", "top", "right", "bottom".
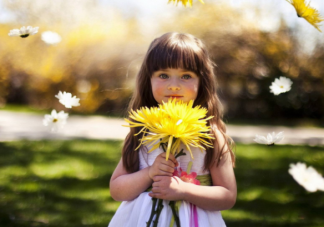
[
  {"left": 156, "top": 69, "right": 193, "bottom": 73},
  {"left": 178, "top": 69, "right": 191, "bottom": 72},
  {"left": 178, "top": 69, "right": 197, "bottom": 74}
]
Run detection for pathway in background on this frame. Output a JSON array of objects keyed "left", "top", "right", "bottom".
[{"left": 1, "top": 110, "right": 324, "bottom": 145}]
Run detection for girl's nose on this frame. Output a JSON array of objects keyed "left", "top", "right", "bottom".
[{"left": 167, "top": 78, "right": 181, "bottom": 91}]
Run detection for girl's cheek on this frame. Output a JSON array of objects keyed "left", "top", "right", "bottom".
[
  {"left": 151, "top": 80, "right": 161, "bottom": 91},
  {"left": 158, "top": 87, "right": 165, "bottom": 94},
  {"left": 154, "top": 84, "right": 165, "bottom": 94},
  {"left": 188, "top": 82, "right": 199, "bottom": 92},
  {"left": 192, "top": 83, "right": 198, "bottom": 91}
]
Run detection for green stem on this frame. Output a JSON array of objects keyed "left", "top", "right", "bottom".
[
  {"left": 160, "top": 142, "right": 167, "bottom": 153},
  {"left": 146, "top": 198, "right": 158, "bottom": 227},
  {"left": 160, "top": 137, "right": 178, "bottom": 153},
  {"left": 175, "top": 149, "right": 186, "bottom": 159},
  {"left": 169, "top": 201, "right": 180, "bottom": 227},
  {"left": 152, "top": 199, "right": 164, "bottom": 227}
]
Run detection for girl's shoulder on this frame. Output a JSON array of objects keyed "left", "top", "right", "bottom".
[
  {"left": 211, "top": 124, "right": 234, "bottom": 158},
  {"left": 211, "top": 126, "right": 226, "bottom": 146}
]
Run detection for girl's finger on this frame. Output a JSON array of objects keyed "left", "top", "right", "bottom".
[
  {"left": 160, "top": 160, "right": 175, "bottom": 169},
  {"left": 161, "top": 172, "right": 173, "bottom": 177},
  {"left": 149, "top": 192, "right": 161, "bottom": 198},
  {"left": 160, "top": 163, "right": 175, "bottom": 173},
  {"left": 153, "top": 176, "right": 162, "bottom": 181},
  {"left": 157, "top": 171, "right": 173, "bottom": 177},
  {"left": 167, "top": 153, "right": 178, "bottom": 166},
  {"left": 159, "top": 153, "right": 178, "bottom": 167},
  {"left": 149, "top": 193, "right": 164, "bottom": 199},
  {"left": 159, "top": 167, "right": 174, "bottom": 176}
]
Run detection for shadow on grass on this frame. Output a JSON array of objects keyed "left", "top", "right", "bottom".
[
  {"left": 0, "top": 140, "right": 122, "bottom": 227},
  {"left": 226, "top": 144, "right": 324, "bottom": 227},
  {"left": 0, "top": 141, "right": 323, "bottom": 227}
]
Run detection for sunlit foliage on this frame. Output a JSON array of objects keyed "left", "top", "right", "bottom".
[
  {"left": 160, "top": 4, "right": 324, "bottom": 123},
  {"left": 1, "top": 1, "right": 324, "bottom": 123},
  {"left": 0, "top": 0, "right": 143, "bottom": 115}
]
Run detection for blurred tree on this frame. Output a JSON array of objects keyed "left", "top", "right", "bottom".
[
  {"left": 0, "top": 0, "right": 144, "bottom": 115},
  {"left": 1, "top": 1, "right": 324, "bottom": 124},
  {"left": 160, "top": 3, "right": 324, "bottom": 124}
]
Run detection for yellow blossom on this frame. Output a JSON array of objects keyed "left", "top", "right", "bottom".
[
  {"left": 168, "top": 0, "right": 204, "bottom": 7},
  {"left": 286, "top": 0, "right": 324, "bottom": 32},
  {"left": 124, "top": 99, "right": 214, "bottom": 160}
]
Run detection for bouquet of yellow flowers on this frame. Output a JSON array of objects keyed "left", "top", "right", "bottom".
[
  {"left": 124, "top": 99, "right": 214, "bottom": 227},
  {"left": 124, "top": 99, "right": 214, "bottom": 160}
]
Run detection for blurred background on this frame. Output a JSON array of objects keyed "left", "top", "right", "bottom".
[
  {"left": 1, "top": 1, "right": 324, "bottom": 227},
  {"left": 1, "top": 0, "right": 324, "bottom": 125}
]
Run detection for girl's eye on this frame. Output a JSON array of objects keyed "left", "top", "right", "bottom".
[
  {"left": 159, "top": 74, "right": 168, "bottom": 79},
  {"left": 182, "top": 74, "right": 191, "bottom": 79}
]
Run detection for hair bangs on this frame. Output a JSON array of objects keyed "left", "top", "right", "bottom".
[{"left": 146, "top": 38, "right": 202, "bottom": 76}]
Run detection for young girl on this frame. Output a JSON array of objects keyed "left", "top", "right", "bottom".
[{"left": 108, "top": 32, "right": 236, "bottom": 227}]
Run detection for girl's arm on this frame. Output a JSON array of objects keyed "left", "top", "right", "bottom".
[
  {"left": 182, "top": 150, "right": 236, "bottom": 210},
  {"left": 110, "top": 159, "right": 152, "bottom": 201},
  {"left": 110, "top": 153, "right": 178, "bottom": 201},
  {"left": 149, "top": 130, "right": 237, "bottom": 211}
]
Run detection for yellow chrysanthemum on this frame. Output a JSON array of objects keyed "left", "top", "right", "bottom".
[
  {"left": 124, "top": 99, "right": 214, "bottom": 160},
  {"left": 168, "top": 0, "right": 204, "bottom": 7},
  {"left": 286, "top": 0, "right": 324, "bottom": 32}
]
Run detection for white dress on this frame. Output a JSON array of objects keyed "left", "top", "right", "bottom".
[{"left": 108, "top": 144, "right": 226, "bottom": 227}]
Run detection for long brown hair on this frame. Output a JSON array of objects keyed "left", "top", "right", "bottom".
[{"left": 122, "top": 32, "right": 235, "bottom": 173}]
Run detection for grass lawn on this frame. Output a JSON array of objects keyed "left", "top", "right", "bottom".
[
  {"left": 1, "top": 105, "right": 49, "bottom": 115},
  {"left": 0, "top": 140, "right": 323, "bottom": 227}
]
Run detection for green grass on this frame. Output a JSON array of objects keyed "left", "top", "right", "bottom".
[
  {"left": 1, "top": 104, "right": 48, "bottom": 115},
  {"left": 224, "top": 118, "right": 324, "bottom": 128},
  {"left": 0, "top": 104, "right": 124, "bottom": 118},
  {"left": 0, "top": 140, "right": 323, "bottom": 227}
]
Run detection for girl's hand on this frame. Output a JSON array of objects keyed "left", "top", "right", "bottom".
[
  {"left": 148, "top": 153, "right": 178, "bottom": 180},
  {"left": 148, "top": 176, "right": 186, "bottom": 201}
]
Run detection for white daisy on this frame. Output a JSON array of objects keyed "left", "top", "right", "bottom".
[
  {"left": 55, "top": 91, "right": 80, "bottom": 108},
  {"left": 41, "top": 31, "right": 62, "bottom": 45},
  {"left": 289, "top": 162, "right": 324, "bottom": 192},
  {"left": 8, "top": 26, "right": 39, "bottom": 38},
  {"left": 43, "top": 109, "right": 69, "bottom": 132},
  {"left": 269, "top": 76, "right": 293, "bottom": 95},
  {"left": 254, "top": 131, "right": 284, "bottom": 145}
]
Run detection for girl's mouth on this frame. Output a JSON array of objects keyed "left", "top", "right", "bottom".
[{"left": 166, "top": 96, "right": 183, "bottom": 99}]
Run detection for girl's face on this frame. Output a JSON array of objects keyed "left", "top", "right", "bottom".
[{"left": 151, "top": 68, "right": 200, "bottom": 104}]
